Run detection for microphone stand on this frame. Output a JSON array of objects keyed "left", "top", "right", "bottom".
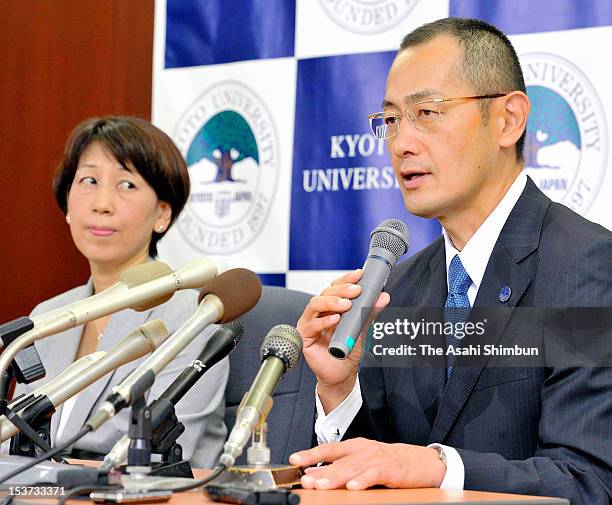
[
  {"left": 210, "top": 421, "right": 302, "bottom": 490},
  {"left": 118, "top": 392, "right": 198, "bottom": 495},
  {"left": 4, "top": 395, "right": 61, "bottom": 461},
  {"left": 117, "top": 399, "right": 192, "bottom": 478},
  {"left": 0, "top": 317, "right": 47, "bottom": 401},
  {"left": 124, "top": 393, "right": 152, "bottom": 476},
  {"left": 148, "top": 399, "right": 192, "bottom": 478}
]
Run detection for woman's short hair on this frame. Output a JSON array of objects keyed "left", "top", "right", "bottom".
[{"left": 53, "top": 116, "right": 190, "bottom": 257}]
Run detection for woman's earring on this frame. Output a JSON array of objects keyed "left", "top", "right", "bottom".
[
  {"left": 156, "top": 225, "right": 165, "bottom": 233},
  {"left": 66, "top": 215, "right": 71, "bottom": 225}
]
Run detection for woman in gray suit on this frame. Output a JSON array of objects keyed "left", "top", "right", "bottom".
[{"left": 13, "top": 116, "right": 227, "bottom": 468}]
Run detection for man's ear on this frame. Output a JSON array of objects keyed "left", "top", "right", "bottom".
[{"left": 497, "top": 91, "right": 530, "bottom": 151}]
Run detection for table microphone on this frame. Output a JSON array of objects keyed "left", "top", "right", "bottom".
[
  {"left": 220, "top": 324, "right": 302, "bottom": 467},
  {"left": 0, "top": 258, "right": 220, "bottom": 397},
  {"left": 86, "top": 269, "right": 262, "bottom": 431},
  {"left": 99, "top": 320, "right": 244, "bottom": 472},
  {"left": 0, "top": 320, "right": 169, "bottom": 442}
]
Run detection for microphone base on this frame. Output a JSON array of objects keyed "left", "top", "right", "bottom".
[
  {"left": 210, "top": 464, "right": 302, "bottom": 489},
  {"left": 117, "top": 460, "right": 193, "bottom": 479},
  {"left": 120, "top": 474, "right": 195, "bottom": 492}
]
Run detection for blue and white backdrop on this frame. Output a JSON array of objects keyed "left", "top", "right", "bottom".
[{"left": 153, "top": 0, "right": 612, "bottom": 294}]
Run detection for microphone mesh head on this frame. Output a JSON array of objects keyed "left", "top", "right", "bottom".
[
  {"left": 198, "top": 268, "right": 262, "bottom": 322},
  {"left": 140, "top": 319, "right": 170, "bottom": 349},
  {"left": 370, "top": 219, "right": 409, "bottom": 260},
  {"left": 120, "top": 261, "right": 173, "bottom": 288},
  {"left": 122, "top": 261, "right": 175, "bottom": 311},
  {"left": 223, "top": 319, "right": 244, "bottom": 343},
  {"left": 260, "top": 324, "right": 302, "bottom": 371}
]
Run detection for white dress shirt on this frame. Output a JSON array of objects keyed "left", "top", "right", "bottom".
[{"left": 314, "top": 171, "right": 528, "bottom": 490}]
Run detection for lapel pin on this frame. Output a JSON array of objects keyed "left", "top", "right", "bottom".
[{"left": 499, "top": 286, "right": 511, "bottom": 303}]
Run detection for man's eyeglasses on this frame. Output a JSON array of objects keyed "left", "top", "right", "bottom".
[{"left": 368, "top": 94, "right": 507, "bottom": 140}]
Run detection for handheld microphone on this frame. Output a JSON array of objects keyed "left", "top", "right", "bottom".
[
  {"left": 220, "top": 324, "right": 302, "bottom": 467},
  {"left": 99, "top": 320, "right": 244, "bottom": 472},
  {"left": 328, "top": 219, "right": 409, "bottom": 359},
  {"left": 0, "top": 258, "right": 219, "bottom": 394},
  {"left": 86, "top": 269, "right": 262, "bottom": 431},
  {"left": 0, "top": 320, "right": 169, "bottom": 442}
]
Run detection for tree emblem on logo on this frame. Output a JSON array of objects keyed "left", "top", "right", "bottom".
[
  {"left": 186, "top": 111, "right": 259, "bottom": 182},
  {"left": 525, "top": 86, "right": 580, "bottom": 170}
]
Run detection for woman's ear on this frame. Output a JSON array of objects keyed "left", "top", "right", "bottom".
[{"left": 154, "top": 201, "right": 172, "bottom": 233}]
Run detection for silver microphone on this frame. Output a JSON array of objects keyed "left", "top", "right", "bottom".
[
  {"left": 0, "top": 262, "right": 171, "bottom": 353},
  {"left": 86, "top": 268, "right": 262, "bottom": 431},
  {"left": 0, "top": 320, "right": 169, "bottom": 442},
  {"left": 220, "top": 325, "right": 302, "bottom": 467},
  {"left": 31, "top": 258, "right": 216, "bottom": 336},
  {"left": 4, "top": 351, "right": 106, "bottom": 418},
  {"left": 328, "top": 219, "right": 409, "bottom": 359},
  {"left": 0, "top": 258, "right": 219, "bottom": 389}
]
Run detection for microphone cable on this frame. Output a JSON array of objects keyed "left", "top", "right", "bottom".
[
  {"left": 0, "top": 425, "right": 92, "bottom": 485},
  {"left": 152, "top": 463, "right": 227, "bottom": 493},
  {"left": 53, "top": 464, "right": 227, "bottom": 505}
]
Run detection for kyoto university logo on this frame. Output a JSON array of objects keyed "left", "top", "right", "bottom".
[
  {"left": 173, "top": 81, "right": 279, "bottom": 254},
  {"left": 522, "top": 52, "right": 607, "bottom": 214},
  {"left": 319, "top": 0, "right": 418, "bottom": 34}
]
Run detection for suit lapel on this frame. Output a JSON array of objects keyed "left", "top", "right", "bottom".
[
  {"left": 56, "top": 307, "right": 151, "bottom": 445},
  {"left": 31, "top": 283, "right": 93, "bottom": 442},
  {"left": 428, "top": 177, "right": 550, "bottom": 443},
  {"left": 38, "top": 325, "right": 83, "bottom": 442}
]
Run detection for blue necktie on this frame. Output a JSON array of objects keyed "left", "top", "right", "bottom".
[{"left": 444, "top": 255, "right": 472, "bottom": 378}]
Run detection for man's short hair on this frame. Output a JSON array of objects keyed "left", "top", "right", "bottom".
[{"left": 400, "top": 17, "right": 527, "bottom": 161}]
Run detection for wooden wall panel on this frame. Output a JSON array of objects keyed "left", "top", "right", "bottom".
[{"left": 0, "top": 0, "right": 154, "bottom": 322}]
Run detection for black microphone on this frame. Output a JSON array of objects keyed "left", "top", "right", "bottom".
[
  {"left": 99, "top": 320, "right": 244, "bottom": 471},
  {"left": 158, "top": 319, "right": 243, "bottom": 405},
  {"left": 328, "top": 219, "right": 409, "bottom": 359}
]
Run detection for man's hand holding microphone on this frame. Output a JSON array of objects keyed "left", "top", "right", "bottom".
[{"left": 289, "top": 220, "right": 447, "bottom": 491}]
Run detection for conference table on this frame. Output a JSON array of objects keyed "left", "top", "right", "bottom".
[
  {"left": 171, "top": 468, "right": 570, "bottom": 505},
  {"left": 195, "top": 486, "right": 569, "bottom": 505},
  {"left": 1, "top": 464, "right": 569, "bottom": 505},
  {"left": 1, "top": 485, "right": 571, "bottom": 505},
  {"left": 96, "top": 467, "right": 571, "bottom": 505}
]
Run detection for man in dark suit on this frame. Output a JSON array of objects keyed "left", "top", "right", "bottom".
[{"left": 289, "top": 18, "right": 612, "bottom": 504}]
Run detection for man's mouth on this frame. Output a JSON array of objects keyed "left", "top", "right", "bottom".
[
  {"left": 400, "top": 170, "right": 430, "bottom": 189},
  {"left": 405, "top": 173, "right": 427, "bottom": 181}
]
